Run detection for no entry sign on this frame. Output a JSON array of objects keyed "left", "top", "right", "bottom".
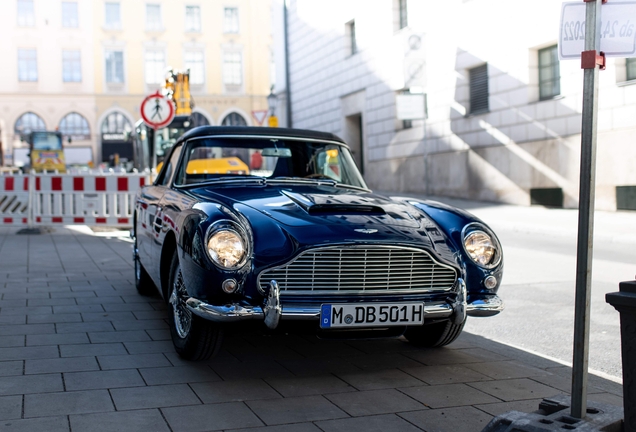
[{"left": 140, "top": 91, "right": 175, "bottom": 129}]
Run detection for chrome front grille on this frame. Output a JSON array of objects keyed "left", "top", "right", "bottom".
[{"left": 258, "top": 245, "right": 457, "bottom": 295}]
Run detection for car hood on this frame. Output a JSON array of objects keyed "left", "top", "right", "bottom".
[{"left": 188, "top": 183, "right": 459, "bottom": 267}]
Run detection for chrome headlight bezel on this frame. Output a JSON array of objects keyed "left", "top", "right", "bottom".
[
  {"left": 461, "top": 222, "right": 502, "bottom": 269},
  {"left": 204, "top": 220, "right": 249, "bottom": 270}
]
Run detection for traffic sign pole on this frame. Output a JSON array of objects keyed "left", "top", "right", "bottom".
[{"left": 571, "top": 0, "right": 604, "bottom": 420}]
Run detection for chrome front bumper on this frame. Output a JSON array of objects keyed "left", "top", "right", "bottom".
[{"left": 185, "top": 278, "right": 503, "bottom": 329}]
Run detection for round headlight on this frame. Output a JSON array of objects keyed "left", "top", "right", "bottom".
[
  {"left": 207, "top": 229, "right": 246, "bottom": 269},
  {"left": 463, "top": 230, "right": 499, "bottom": 268}
]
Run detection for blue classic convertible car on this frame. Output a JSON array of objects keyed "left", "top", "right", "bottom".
[{"left": 133, "top": 126, "right": 504, "bottom": 360}]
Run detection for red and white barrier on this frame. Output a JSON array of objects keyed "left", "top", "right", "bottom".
[
  {"left": 0, "top": 174, "right": 30, "bottom": 225},
  {"left": 0, "top": 172, "right": 148, "bottom": 228}
]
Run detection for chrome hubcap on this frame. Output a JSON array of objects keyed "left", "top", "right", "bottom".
[{"left": 171, "top": 266, "right": 192, "bottom": 339}]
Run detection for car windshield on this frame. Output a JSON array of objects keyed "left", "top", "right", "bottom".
[{"left": 174, "top": 137, "right": 367, "bottom": 189}]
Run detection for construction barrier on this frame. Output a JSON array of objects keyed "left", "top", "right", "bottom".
[{"left": 0, "top": 171, "right": 149, "bottom": 228}]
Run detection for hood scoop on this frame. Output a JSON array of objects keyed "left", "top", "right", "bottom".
[{"left": 282, "top": 190, "right": 387, "bottom": 216}]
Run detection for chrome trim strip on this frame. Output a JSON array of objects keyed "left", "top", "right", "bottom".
[
  {"left": 184, "top": 298, "right": 453, "bottom": 322},
  {"left": 466, "top": 296, "right": 504, "bottom": 317}
]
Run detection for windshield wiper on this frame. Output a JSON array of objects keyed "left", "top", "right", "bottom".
[
  {"left": 179, "top": 176, "right": 267, "bottom": 187},
  {"left": 269, "top": 177, "right": 338, "bottom": 187}
]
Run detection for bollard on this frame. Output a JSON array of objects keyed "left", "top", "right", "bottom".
[{"left": 606, "top": 280, "right": 636, "bottom": 432}]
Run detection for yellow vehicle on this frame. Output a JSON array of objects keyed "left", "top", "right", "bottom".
[
  {"left": 27, "top": 131, "right": 66, "bottom": 173},
  {"left": 186, "top": 157, "right": 249, "bottom": 175}
]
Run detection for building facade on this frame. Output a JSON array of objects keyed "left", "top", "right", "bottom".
[
  {"left": 1, "top": 0, "right": 273, "bottom": 167},
  {"left": 274, "top": 0, "right": 636, "bottom": 211}
]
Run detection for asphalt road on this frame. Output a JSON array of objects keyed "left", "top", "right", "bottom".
[{"left": 454, "top": 201, "right": 634, "bottom": 381}]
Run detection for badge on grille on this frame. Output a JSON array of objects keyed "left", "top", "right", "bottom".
[{"left": 354, "top": 229, "right": 378, "bottom": 234}]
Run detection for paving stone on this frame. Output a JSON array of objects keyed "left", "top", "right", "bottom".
[
  {"left": 64, "top": 369, "right": 146, "bottom": 391},
  {"left": 0, "top": 323, "right": 55, "bottom": 336},
  {"left": 337, "top": 369, "right": 425, "bottom": 391},
  {"left": 276, "top": 357, "right": 362, "bottom": 377},
  {"left": 102, "top": 303, "right": 155, "bottom": 312},
  {"left": 70, "top": 409, "right": 171, "bottom": 432},
  {"left": 465, "top": 360, "right": 552, "bottom": 380},
  {"left": 0, "top": 345, "right": 59, "bottom": 361},
  {"left": 28, "top": 298, "right": 76, "bottom": 306},
  {"left": 0, "top": 299, "right": 27, "bottom": 307},
  {"left": 290, "top": 341, "right": 366, "bottom": 358},
  {"left": 468, "top": 378, "right": 561, "bottom": 402},
  {"left": 97, "top": 353, "right": 172, "bottom": 370},
  {"left": 0, "top": 361, "right": 24, "bottom": 377},
  {"left": 399, "top": 406, "right": 493, "bottom": 432},
  {"left": 27, "top": 332, "right": 90, "bottom": 346},
  {"left": 121, "top": 295, "right": 153, "bottom": 303},
  {"left": 0, "top": 314, "right": 26, "bottom": 325},
  {"left": 229, "top": 424, "right": 322, "bottom": 432},
  {"left": 56, "top": 322, "right": 114, "bottom": 333},
  {"left": 0, "top": 415, "right": 69, "bottom": 432},
  {"left": 325, "top": 388, "right": 424, "bottom": 416},
  {"left": 88, "top": 330, "right": 151, "bottom": 343},
  {"left": 111, "top": 319, "right": 168, "bottom": 331},
  {"left": 53, "top": 305, "right": 104, "bottom": 314},
  {"left": 123, "top": 340, "right": 174, "bottom": 354},
  {"left": 27, "top": 286, "right": 71, "bottom": 293},
  {"left": 0, "top": 374, "right": 63, "bottom": 395},
  {"left": 76, "top": 296, "right": 124, "bottom": 305},
  {"left": 210, "top": 359, "right": 295, "bottom": 380},
  {"left": 26, "top": 356, "right": 99, "bottom": 374},
  {"left": 0, "top": 395, "right": 22, "bottom": 420},
  {"left": 132, "top": 310, "right": 166, "bottom": 320},
  {"left": 266, "top": 375, "right": 356, "bottom": 397},
  {"left": 27, "top": 313, "right": 82, "bottom": 324},
  {"left": 246, "top": 395, "right": 348, "bottom": 425},
  {"left": 316, "top": 413, "right": 423, "bottom": 432},
  {"left": 110, "top": 384, "right": 201, "bottom": 410},
  {"left": 190, "top": 379, "right": 280, "bottom": 403},
  {"left": 399, "top": 383, "right": 501, "bottom": 408},
  {"left": 0, "top": 306, "right": 52, "bottom": 315},
  {"left": 401, "top": 364, "right": 493, "bottom": 385},
  {"left": 2, "top": 292, "right": 49, "bottom": 300},
  {"left": 60, "top": 343, "right": 127, "bottom": 357},
  {"left": 404, "top": 348, "right": 510, "bottom": 366},
  {"left": 146, "top": 328, "right": 170, "bottom": 341},
  {"left": 0, "top": 335, "right": 25, "bottom": 348},
  {"left": 475, "top": 398, "right": 544, "bottom": 417},
  {"left": 162, "top": 402, "right": 264, "bottom": 432},
  {"left": 50, "top": 291, "right": 97, "bottom": 299},
  {"left": 347, "top": 353, "right": 424, "bottom": 370},
  {"left": 82, "top": 311, "right": 137, "bottom": 322},
  {"left": 139, "top": 365, "right": 219, "bottom": 386},
  {"left": 24, "top": 389, "right": 114, "bottom": 418}
]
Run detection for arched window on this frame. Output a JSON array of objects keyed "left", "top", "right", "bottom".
[
  {"left": 190, "top": 112, "right": 210, "bottom": 128},
  {"left": 14, "top": 112, "right": 46, "bottom": 136},
  {"left": 59, "top": 112, "right": 90, "bottom": 140},
  {"left": 221, "top": 112, "right": 247, "bottom": 126},
  {"left": 101, "top": 111, "right": 132, "bottom": 135}
]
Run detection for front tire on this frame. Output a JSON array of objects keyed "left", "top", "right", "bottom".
[
  {"left": 404, "top": 320, "right": 465, "bottom": 347},
  {"left": 167, "top": 252, "right": 223, "bottom": 360}
]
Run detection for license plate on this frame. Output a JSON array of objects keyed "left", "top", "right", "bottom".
[{"left": 320, "top": 302, "right": 424, "bottom": 329}]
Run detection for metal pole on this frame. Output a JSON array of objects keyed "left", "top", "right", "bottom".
[
  {"left": 571, "top": 0, "right": 602, "bottom": 419},
  {"left": 283, "top": 0, "right": 292, "bottom": 128}
]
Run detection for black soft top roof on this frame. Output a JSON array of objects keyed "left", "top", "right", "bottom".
[{"left": 177, "top": 126, "right": 346, "bottom": 145}]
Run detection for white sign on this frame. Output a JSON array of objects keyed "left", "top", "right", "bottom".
[
  {"left": 396, "top": 94, "right": 426, "bottom": 120},
  {"left": 140, "top": 92, "right": 175, "bottom": 129},
  {"left": 559, "top": 1, "right": 636, "bottom": 59},
  {"left": 251, "top": 110, "right": 268, "bottom": 126}
]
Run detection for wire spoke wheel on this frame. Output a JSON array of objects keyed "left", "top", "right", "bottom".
[{"left": 171, "top": 265, "right": 192, "bottom": 339}]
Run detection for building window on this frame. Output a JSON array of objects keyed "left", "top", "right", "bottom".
[
  {"left": 18, "top": 49, "right": 38, "bottom": 82},
  {"left": 104, "top": 2, "right": 121, "bottom": 29},
  {"left": 539, "top": 45, "right": 560, "bottom": 100},
  {"left": 101, "top": 112, "right": 132, "bottom": 134},
  {"left": 17, "top": 0, "right": 35, "bottom": 27},
  {"left": 469, "top": 64, "right": 489, "bottom": 114},
  {"left": 62, "top": 2, "right": 79, "bottom": 28},
  {"left": 185, "top": 5, "right": 201, "bottom": 32},
  {"left": 145, "top": 50, "right": 165, "bottom": 85},
  {"left": 62, "top": 50, "right": 82, "bottom": 82},
  {"left": 346, "top": 20, "right": 357, "bottom": 56},
  {"left": 105, "top": 50, "right": 124, "bottom": 83},
  {"left": 59, "top": 112, "right": 90, "bottom": 140},
  {"left": 15, "top": 112, "right": 46, "bottom": 136},
  {"left": 398, "top": 0, "right": 408, "bottom": 30},
  {"left": 221, "top": 112, "right": 247, "bottom": 126},
  {"left": 190, "top": 112, "right": 210, "bottom": 127},
  {"left": 223, "top": 7, "right": 239, "bottom": 33},
  {"left": 626, "top": 58, "right": 636, "bottom": 81},
  {"left": 146, "top": 4, "right": 162, "bottom": 31},
  {"left": 185, "top": 51, "right": 204, "bottom": 85},
  {"left": 223, "top": 52, "right": 242, "bottom": 87}
]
